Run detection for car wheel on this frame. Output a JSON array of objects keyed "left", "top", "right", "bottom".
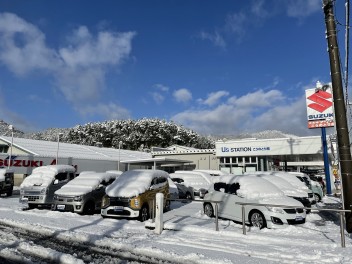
[
  {"left": 7, "top": 186, "right": 13, "bottom": 196},
  {"left": 164, "top": 200, "right": 171, "bottom": 212},
  {"left": 249, "top": 210, "right": 266, "bottom": 229},
  {"left": 314, "top": 193, "right": 321, "bottom": 203},
  {"left": 139, "top": 205, "right": 150, "bottom": 222},
  {"left": 83, "top": 201, "right": 95, "bottom": 215},
  {"left": 185, "top": 192, "right": 192, "bottom": 200},
  {"left": 204, "top": 203, "right": 214, "bottom": 217},
  {"left": 28, "top": 204, "right": 36, "bottom": 209}
]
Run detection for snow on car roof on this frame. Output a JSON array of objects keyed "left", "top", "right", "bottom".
[
  {"left": 169, "top": 172, "right": 210, "bottom": 190},
  {"left": 252, "top": 174, "right": 308, "bottom": 198},
  {"left": 174, "top": 171, "right": 212, "bottom": 184},
  {"left": 212, "top": 174, "right": 285, "bottom": 199},
  {"left": 106, "top": 169, "right": 169, "bottom": 198},
  {"left": 32, "top": 165, "right": 76, "bottom": 173},
  {"left": 270, "top": 171, "right": 309, "bottom": 191}
]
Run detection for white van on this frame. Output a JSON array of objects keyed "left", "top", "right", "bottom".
[{"left": 20, "top": 165, "right": 76, "bottom": 209}]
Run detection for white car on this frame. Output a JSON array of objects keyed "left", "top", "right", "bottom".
[
  {"left": 203, "top": 175, "right": 306, "bottom": 229},
  {"left": 244, "top": 172, "right": 312, "bottom": 211},
  {"left": 171, "top": 171, "right": 212, "bottom": 198}
]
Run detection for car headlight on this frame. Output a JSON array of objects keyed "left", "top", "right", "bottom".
[
  {"left": 74, "top": 195, "right": 83, "bottom": 202},
  {"left": 40, "top": 188, "right": 47, "bottom": 194},
  {"left": 101, "top": 195, "right": 110, "bottom": 208},
  {"left": 266, "top": 206, "right": 284, "bottom": 214},
  {"left": 132, "top": 197, "right": 140, "bottom": 208}
]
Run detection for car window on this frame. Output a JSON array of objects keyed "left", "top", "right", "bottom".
[
  {"left": 214, "top": 182, "right": 227, "bottom": 192},
  {"left": 55, "top": 172, "right": 68, "bottom": 183},
  {"left": 227, "top": 183, "right": 240, "bottom": 195}
]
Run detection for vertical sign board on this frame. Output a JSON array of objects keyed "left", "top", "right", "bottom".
[{"left": 305, "top": 85, "right": 335, "bottom": 128}]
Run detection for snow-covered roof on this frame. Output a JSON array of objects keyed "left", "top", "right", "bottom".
[
  {"left": 170, "top": 171, "right": 211, "bottom": 190},
  {"left": 55, "top": 172, "right": 117, "bottom": 196},
  {"left": 32, "top": 165, "right": 75, "bottom": 174},
  {"left": 0, "top": 136, "right": 152, "bottom": 161},
  {"left": 106, "top": 169, "right": 169, "bottom": 197}
]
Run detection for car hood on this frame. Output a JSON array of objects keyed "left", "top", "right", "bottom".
[
  {"left": 259, "top": 196, "right": 303, "bottom": 207},
  {"left": 20, "top": 173, "right": 54, "bottom": 187}
]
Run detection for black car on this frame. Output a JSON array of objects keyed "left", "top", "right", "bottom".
[{"left": 172, "top": 178, "right": 194, "bottom": 200}]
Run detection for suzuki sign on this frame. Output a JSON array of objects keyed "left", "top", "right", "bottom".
[{"left": 305, "top": 84, "right": 335, "bottom": 129}]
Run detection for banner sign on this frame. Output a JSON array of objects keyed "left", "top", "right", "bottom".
[{"left": 305, "top": 85, "right": 335, "bottom": 129}]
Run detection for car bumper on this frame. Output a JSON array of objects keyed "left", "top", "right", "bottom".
[
  {"left": 263, "top": 211, "right": 306, "bottom": 229},
  {"left": 51, "top": 202, "right": 84, "bottom": 213},
  {"left": 101, "top": 206, "right": 140, "bottom": 218}
]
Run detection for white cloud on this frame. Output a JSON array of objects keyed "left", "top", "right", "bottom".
[
  {"left": 0, "top": 12, "right": 136, "bottom": 120},
  {"left": 151, "top": 92, "right": 165, "bottom": 104},
  {"left": 198, "top": 90, "right": 230, "bottom": 106},
  {"left": 285, "top": 0, "right": 321, "bottom": 18},
  {"left": 172, "top": 88, "right": 317, "bottom": 136},
  {"left": 76, "top": 102, "right": 130, "bottom": 120},
  {"left": 153, "top": 84, "right": 169, "bottom": 92},
  {"left": 199, "top": 31, "right": 226, "bottom": 48},
  {"left": 173, "top": 88, "right": 192, "bottom": 103}
]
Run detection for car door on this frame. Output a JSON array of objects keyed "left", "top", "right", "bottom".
[{"left": 219, "top": 183, "right": 243, "bottom": 222}]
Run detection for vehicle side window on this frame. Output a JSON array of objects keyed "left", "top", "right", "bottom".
[
  {"left": 151, "top": 178, "right": 158, "bottom": 186},
  {"left": 227, "top": 183, "right": 240, "bottom": 195},
  {"left": 69, "top": 173, "right": 75, "bottom": 180},
  {"left": 158, "top": 177, "right": 166, "bottom": 184},
  {"left": 214, "top": 182, "right": 227, "bottom": 192},
  {"left": 55, "top": 172, "right": 68, "bottom": 183}
]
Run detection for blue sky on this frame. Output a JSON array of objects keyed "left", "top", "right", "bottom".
[{"left": 0, "top": 0, "right": 347, "bottom": 136}]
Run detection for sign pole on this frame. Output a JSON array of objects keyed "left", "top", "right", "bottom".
[{"left": 321, "top": 127, "right": 332, "bottom": 195}]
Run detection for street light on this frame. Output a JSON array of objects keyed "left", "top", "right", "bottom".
[
  {"left": 118, "top": 141, "right": 122, "bottom": 171},
  {"left": 8, "top": 125, "right": 14, "bottom": 169},
  {"left": 56, "top": 133, "right": 63, "bottom": 165}
]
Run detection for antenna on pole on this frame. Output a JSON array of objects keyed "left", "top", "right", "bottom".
[{"left": 323, "top": 0, "right": 352, "bottom": 233}]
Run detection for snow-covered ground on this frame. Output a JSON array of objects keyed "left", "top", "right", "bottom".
[{"left": 0, "top": 190, "right": 352, "bottom": 264}]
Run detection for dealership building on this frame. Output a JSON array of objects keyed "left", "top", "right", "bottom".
[{"left": 1, "top": 134, "right": 336, "bottom": 186}]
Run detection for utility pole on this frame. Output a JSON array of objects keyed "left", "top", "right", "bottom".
[{"left": 323, "top": 0, "right": 352, "bottom": 233}]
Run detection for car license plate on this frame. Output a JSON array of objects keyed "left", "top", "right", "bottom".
[
  {"left": 295, "top": 216, "right": 303, "bottom": 221},
  {"left": 57, "top": 204, "right": 65, "bottom": 210},
  {"left": 114, "top": 206, "right": 123, "bottom": 211}
]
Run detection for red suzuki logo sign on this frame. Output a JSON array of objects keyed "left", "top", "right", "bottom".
[
  {"left": 305, "top": 85, "right": 334, "bottom": 129},
  {"left": 307, "top": 90, "right": 333, "bottom": 112}
]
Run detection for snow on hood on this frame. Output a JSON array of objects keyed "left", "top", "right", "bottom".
[
  {"left": 106, "top": 169, "right": 169, "bottom": 198},
  {"left": 55, "top": 173, "right": 116, "bottom": 196},
  {"left": 20, "top": 171, "right": 56, "bottom": 187},
  {"left": 259, "top": 196, "right": 304, "bottom": 207},
  {"left": 271, "top": 172, "right": 310, "bottom": 191}
]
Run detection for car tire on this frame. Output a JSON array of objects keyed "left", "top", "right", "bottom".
[
  {"left": 28, "top": 204, "right": 36, "bottom": 209},
  {"left": 7, "top": 186, "right": 13, "bottom": 196},
  {"left": 204, "top": 203, "right": 214, "bottom": 217},
  {"left": 83, "top": 201, "right": 95, "bottom": 215},
  {"left": 139, "top": 205, "right": 150, "bottom": 222},
  {"left": 185, "top": 192, "right": 192, "bottom": 200},
  {"left": 314, "top": 193, "right": 321, "bottom": 203},
  {"left": 249, "top": 210, "right": 266, "bottom": 229},
  {"left": 164, "top": 200, "right": 171, "bottom": 212}
]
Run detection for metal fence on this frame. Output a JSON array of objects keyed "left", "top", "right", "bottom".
[{"left": 235, "top": 202, "right": 351, "bottom": 248}]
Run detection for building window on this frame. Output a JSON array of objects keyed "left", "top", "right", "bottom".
[{"left": 0, "top": 144, "right": 9, "bottom": 153}]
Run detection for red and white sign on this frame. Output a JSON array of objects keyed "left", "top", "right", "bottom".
[{"left": 305, "top": 85, "right": 335, "bottom": 129}]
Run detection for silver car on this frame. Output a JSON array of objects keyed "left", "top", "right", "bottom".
[{"left": 52, "top": 172, "right": 118, "bottom": 214}]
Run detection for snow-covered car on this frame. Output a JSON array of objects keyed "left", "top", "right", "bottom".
[
  {"left": 244, "top": 172, "right": 312, "bottom": 211},
  {"left": 193, "top": 170, "right": 229, "bottom": 176},
  {"left": 19, "top": 165, "right": 76, "bottom": 209},
  {"left": 288, "top": 172, "right": 324, "bottom": 202},
  {"left": 101, "top": 169, "right": 170, "bottom": 221},
  {"left": 171, "top": 171, "right": 212, "bottom": 198},
  {"left": 0, "top": 168, "right": 14, "bottom": 196},
  {"left": 171, "top": 177, "right": 194, "bottom": 200},
  {"left": 203, "top": 175, "right": 306, "bottom": 229},
  {"left": 51, "top": 172, "right": 118, "bottom": 214},
  {"left": 270, "top": 171, "right": 316, "bottom": 206}
]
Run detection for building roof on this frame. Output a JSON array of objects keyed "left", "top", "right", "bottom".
[{"left": 0, "top": 136, "right": 152, "bottom": 161}]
